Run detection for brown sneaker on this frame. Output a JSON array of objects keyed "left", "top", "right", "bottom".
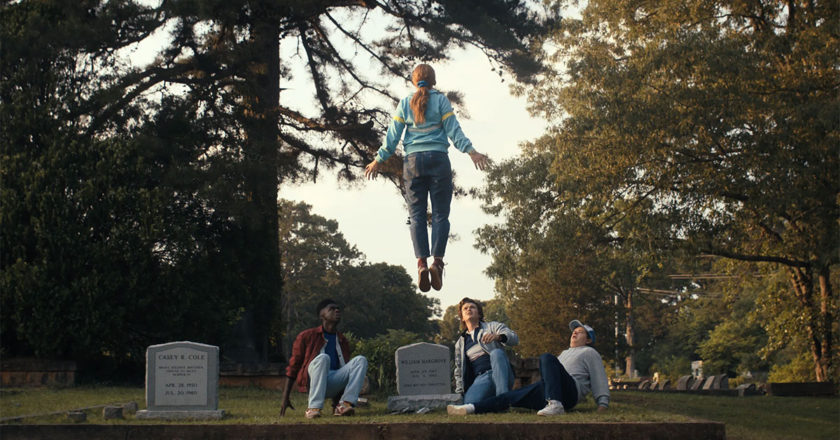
[
  {"left": 429, "top": 259, "right": 444, "bottom": 290},
  {"left": 418, "top": 266, "right": 431, "bottom": 292},
  {"left": 305, "top": 408, "right": 321, "bottom": 419},
  {"left": 333, "top": 401, "right": 355, "bottom": 416}
]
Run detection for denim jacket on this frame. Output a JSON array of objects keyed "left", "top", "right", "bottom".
[
  {"left": 453, "top": 321, "right": 519, "bottom": 394},
  {"left": 375, "top": 90, "right": 474, "bottom": 163}
]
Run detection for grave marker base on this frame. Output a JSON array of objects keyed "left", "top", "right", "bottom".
[{"left": 135, "top": 409, "right": 225, "bottom": 420}]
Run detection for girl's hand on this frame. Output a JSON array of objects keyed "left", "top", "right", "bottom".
[
  {"left": 469, "top": 150, "right": 490, "bottom": 171},
  {"left": 365, "top": 160, "right": 382, "bottom": 179}
]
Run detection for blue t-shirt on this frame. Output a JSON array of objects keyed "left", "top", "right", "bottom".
[
  {"left": 464, "top": 329, "right": 491, "bottom": 376},
  {"left": 324, "top": 331, "right": 340, "bottom": 370}
]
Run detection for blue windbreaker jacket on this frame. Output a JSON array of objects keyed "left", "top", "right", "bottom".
[{"left": 375, "top": 89, "right": 474, "bottom": 162}]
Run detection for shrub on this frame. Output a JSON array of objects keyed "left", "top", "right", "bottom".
[{"left": 347, "top": 329, "right": 425, "bottom": 395}]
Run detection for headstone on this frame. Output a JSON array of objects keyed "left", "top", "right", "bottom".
[
  {"left": 701, "top": 375, "right": 716, "bottom": 390},
  {"left": 66, "top": 411, "right": 86, "bottom": 423},
  {"left": 638, "top": 380, "right": 651, "bottom": 390},
  {"left": 714, "top": 374, "right": 728, "bottom": 389},
  {"left": 103, "top": 406, "right": 123, "bottom": 420},
  {"left": 395, "top": 342, "right": 451, "bottom": 395},
  {"left": 690, "top": 360, "right": 703, "bottom": 378},
  {"left": 122, "top": 401, "right": 139, "bottom": 415},
  {"left": 736, "top": 383, "right": 756, "bottom": 397},
  {"left": 657, "top": 379, "right": 670, "bottom": 390},
  {"left": 676, "top": 375, "right": 694, "bottom": 391},
  {"left": 690, "top": 376, "right": 705, "bottom": 391},
  {"left": 135, "top": 341, "right": 225, "bottom": 420},
  {"left": 386, "top": 342, "right": 461, "bottom": 412}
]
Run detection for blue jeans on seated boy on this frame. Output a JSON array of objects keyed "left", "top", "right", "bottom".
[
  {"left": 306, "top": 353, "right": 368, "bottom": 410},
  {"left": 471, "top": 353, "right": 579, "bottom": 414},
  {"left": 402, "top": 151, "right": 453, "bottom": 258},
  {"left": 463, "top": 349, "right": 515, "bottom": 404}
]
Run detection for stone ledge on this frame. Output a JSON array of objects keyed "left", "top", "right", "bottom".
[{"left": 0, "top": 421, "right": 726, "bottom": 440}]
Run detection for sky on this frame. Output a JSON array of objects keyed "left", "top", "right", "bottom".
[
  {"left": 278, "top": 47, "right": 547, "bottom": 312},
  {"left": 128, "top": 11, "right": 548, "bottom": 314}
]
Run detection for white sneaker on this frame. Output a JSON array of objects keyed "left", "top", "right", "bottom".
[
  {"left": 447, "top": 404, "right": 475, "bottom": 415},
  {"left": 537, "top": 400, "right": 565, "bottom": 416}
]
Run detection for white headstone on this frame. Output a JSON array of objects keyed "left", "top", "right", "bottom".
[
  {"left": 387, "top": 342, "right": 461, "bottom": 412},
  {"left": 135, "top": 341, "right": 224, "bottom": 420},
  {"left": 395, "top": 342, "right": 451, "bottom": 395}
]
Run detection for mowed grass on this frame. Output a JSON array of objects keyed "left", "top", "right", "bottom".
[{"left": 1, "top": 386, "right": 838, "bottom": 440}]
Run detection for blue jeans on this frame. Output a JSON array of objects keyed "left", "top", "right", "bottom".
[
  {"left": 463, "top": 349, "right": 515, "bottom": 404},
  {"left": 306, "top": 354, "right": 368, "bottom": 410},
  {"left": 473, "top": 353, "right": 579, "bottom": 414},
  {"left": 402, "top": 151, "right": 453, "bottom": 258}
]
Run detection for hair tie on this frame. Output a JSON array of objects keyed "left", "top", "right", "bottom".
[{"left": 417, "top": 80, "right": 428, "bottom": 88}]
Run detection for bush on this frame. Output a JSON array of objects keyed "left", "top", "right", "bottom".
[
  {"left": 768, "top": 352, "right": 817, "bottom": 383},
  {"left": 347, "top": 329, "right": 426, "bottom": 395},
  {"left": 650, "top": 355, "right": 692, "bottom": 382}
]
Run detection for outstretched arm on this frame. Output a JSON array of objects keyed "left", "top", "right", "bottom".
[
  {"left": 279, "top": 375, "right": 295, "bottom": 416},
  {"left": 365, "top": 159, "right": 383, "bottom": 179},
  {"left": 468, "top": 150, "right": 490, "bottom": 171}
]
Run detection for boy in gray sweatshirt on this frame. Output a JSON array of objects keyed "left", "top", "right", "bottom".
[{"left": 448, "top": 319, "right": 610, "bottom": 416}]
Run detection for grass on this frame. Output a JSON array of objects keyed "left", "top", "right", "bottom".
[{"left": 1, "top": 387, "right": 838, "bottom": 440}]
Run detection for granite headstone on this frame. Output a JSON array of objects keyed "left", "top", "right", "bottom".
[
  {"left": 387, "top": 342, "right": 461, "bottom": 412},
  {"left": 135, "top": 341, "right": 225, "bottom": 420}
]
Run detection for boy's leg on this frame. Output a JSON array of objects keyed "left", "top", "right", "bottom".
[
  {"left": 463, "top": 371, "right": 494, "bottom": 404},
  {"left": 489, "top": 349, "right": 515, "bottom": 396},
  {"left": 473, "top": 381, "right": 545, "bottom": 414},
  {"left": 539, "top": 353, "right": 579, "bottom": 410},
  {"left": 333, "top": 355, "right": 368, "bottom": 405},
  {"left": 306, "top": 354, "right": 331, "bottom": 410}
]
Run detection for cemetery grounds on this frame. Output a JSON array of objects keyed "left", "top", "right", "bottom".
[{"left": 0, "top": 386, "right": 838, "bottom": 440}]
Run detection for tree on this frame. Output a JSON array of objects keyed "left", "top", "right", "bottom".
[
  {"left": 1, "top": 0, "right": 548, "bottom": 365},
  {"left": 277, "top": 199, "right": 362, "bottom": 357},
  {"left": 475, "top": 143, "right": 684, "bottom": 365},
  {"left": 329, "top": 263, "right": 440, "bottom": 338},
  {"left": 529, "top": 0, "right": 838, "bottom": 381},
  {"left": 1, "top": 2, "right": 247, "bottom": 368},
  {"left": 277, "top": 200, "right": 439, "bottom": 354}
]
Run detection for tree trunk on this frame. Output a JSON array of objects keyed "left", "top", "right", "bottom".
[
  {"left": 817, "top": 266, "right": 833, "bottom": 381},
  {"left": 236, "top": 8, "right": 282, "bottom": 363},
  {"left": 788, "top": 267, "right": 828, "bottom": 382},
  {"left": 624, "top": 289, "right": 636, "bottom": 378}
]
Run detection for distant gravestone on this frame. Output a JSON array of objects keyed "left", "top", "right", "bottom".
[
  {"left": 135, "top": 341, "right": 224, "bottom": 420},
  {"left": 638, "top": 380, "right": 651, "bottom": 390},
  {"left": 736, "top": 383, "right": 756, "bottom": 397},
  {"left": 387, "top": 342, "right": 461, "bottom": 412},
  {"left": 66, "top": 411, "right": 86, "bottom": 423},
  {"left": 676, "top": 375, "right": 694, "bottom": 391},
  {"left": 103, "top": 406, "right": 123, "bottom": 420},
  {"left": 657, "top": 379, "right": 671, "bottom": 391},
  {"left": 690, "top": 376, "right": 705, "bottom": 391},
  {"left": 701, "top": 376, "right": 716, "bottom": 390},
  {"left": 713, "top": 374, "right": 728, "bottom": 389}
]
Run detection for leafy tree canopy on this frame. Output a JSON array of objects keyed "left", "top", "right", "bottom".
[{"left": 510, "top": 0, "right": 838, "bottom": 380}]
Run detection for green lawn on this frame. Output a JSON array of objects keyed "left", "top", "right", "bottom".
[{"left": 1, "top": 387, "right": 838, "bottom": 440}]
